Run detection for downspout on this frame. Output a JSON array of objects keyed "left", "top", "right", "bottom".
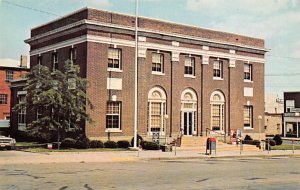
[
  {"left": 170, "top": 58, "right": 173, "bottom": 137},
  {"left": 201, "top": 60, "right": 204, "bottom": 136}
]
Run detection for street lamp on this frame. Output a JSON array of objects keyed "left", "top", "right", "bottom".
[{"left": 258, "top": 115, "right": 262, "bottom": 142}]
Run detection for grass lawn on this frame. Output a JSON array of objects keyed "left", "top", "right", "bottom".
[
  {"left": 272, "top": 144, "right": 300, "bottom": 150},
  {"left": 16, "top": 142, "right": 45, "bottom": 146},
  {"left": 23, "top": 148, "right": 128, "bottom": 153}
]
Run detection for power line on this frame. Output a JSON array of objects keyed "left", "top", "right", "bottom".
[
  {"left": 2, "top": 0, "right": 300, "bottom": 62},
  {"left": 2, "top": 0, "right": 60, "bottom": 17}
]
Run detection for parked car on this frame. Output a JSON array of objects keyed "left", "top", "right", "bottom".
[{"left": 0, "top": 136, "right": 16, "bottom": 150}]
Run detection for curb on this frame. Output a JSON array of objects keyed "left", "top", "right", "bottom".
[{"left": 144, "top": 153, "right": 300, "bottom": 161}]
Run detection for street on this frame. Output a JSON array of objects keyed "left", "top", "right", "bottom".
[{"left": 1, "top": 156, "right": 300, "bottom": 189}]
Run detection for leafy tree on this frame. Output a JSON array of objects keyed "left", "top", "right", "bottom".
[{"left": 13, "top": 61, "right": 93, "bottom": 144}]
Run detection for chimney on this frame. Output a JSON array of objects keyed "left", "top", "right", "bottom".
[{"left": 20, "top": 55, "right": 27, "bottom": 68}]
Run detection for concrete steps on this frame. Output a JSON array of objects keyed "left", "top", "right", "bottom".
[
  {"left": 177, "top": 144, "right": 262, "bottom": 152},
  {"left": 180, "top": 136, "right": 207, "bottom": 147},
  {"left": 178, "top": 136, "right": 262, "bottom": 152}
]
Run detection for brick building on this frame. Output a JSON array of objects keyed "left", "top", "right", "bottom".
[
  {"left": 11, "top": 8, "right": 267, "bottom": 141},
  {"left": 0, "top": 56, "right": 29, "bottom": 134},
  {"left": 283, "top": 92, "right": 300, "bottom": 138}
]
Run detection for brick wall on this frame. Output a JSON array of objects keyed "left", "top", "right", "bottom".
[{"left": 0, "top": 69, "right": 28, "bottom": 120}]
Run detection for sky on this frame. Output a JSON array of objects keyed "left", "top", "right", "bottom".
[{"left": 1, "top": 0, "right": 300, "bottom": 98}]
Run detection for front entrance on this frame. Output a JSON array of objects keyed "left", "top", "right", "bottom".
[{"left": 183, "top": 111, "right": 194, "bottom": 136}]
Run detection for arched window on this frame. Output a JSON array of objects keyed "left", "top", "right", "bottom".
[
  {"left": 148, "top": 87, "right": 166, "bottom": 135},
  {"left": 181, "top": 89, "right": 197, "bottom": 135},
  {"left": 210, "top": 91, "right": 225, "bottom": 132}
]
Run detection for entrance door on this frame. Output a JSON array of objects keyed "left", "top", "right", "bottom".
[{"left": 183, "top": 112, "right": 193, "bottom": 135}]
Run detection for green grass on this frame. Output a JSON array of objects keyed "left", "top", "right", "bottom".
[
  {"left": 23, "top": 148, "right": 128, "bottom": 153},
  {"left": 16, "top": 142, "right": 44, "bottom": 146},
  {"left": 272, "top": 144, "right": 300, "bottom": 150}
]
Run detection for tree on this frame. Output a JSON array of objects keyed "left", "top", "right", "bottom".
[{"left": 13, "top": 61, "right": 93, "bottom": 143}]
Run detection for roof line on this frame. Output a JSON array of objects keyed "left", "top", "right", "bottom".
[{"left": 30, "top": 7, "right": 265, "bottom": 42}]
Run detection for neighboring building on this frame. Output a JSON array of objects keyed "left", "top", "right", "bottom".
[
  {"left": 264, "top": 94, "right": 283, "bottom": 136},
  {"left": 11, "top": 8, "right": 267, "bottom": 141},
  {"left": 0, "top": 56, "right": 29, "bottom": 134},
  {"left": 283, "top": 92, "right": 300, "bottom": 138}
]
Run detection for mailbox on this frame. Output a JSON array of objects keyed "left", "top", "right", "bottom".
[{"left": 206, "top": 138, "right": 216, "bottom": 155}]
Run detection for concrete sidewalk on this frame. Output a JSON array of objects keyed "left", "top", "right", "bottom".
[{"left": 0, "top": 149, "right": 300, "bottom": 165}]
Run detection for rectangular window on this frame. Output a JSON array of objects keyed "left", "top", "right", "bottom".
[
  {"left": 213, "top": 60, "right": 223, "bottom": 79},
  {"left": 5, "top": 70, "right": 14, "bottom": 81},
  {"left": 244, "top": 106, "right": 253, "bottom": 128},
  {"left": 150, "top": 102, "right": 162, "bottom": 132},
  {"left": 108, "top": 48, "right": 121, "bottom": 69},
  {"left": 18, "top": 95, "right": 26, "bottom": 129},
  {"left": 0, "top": 94, "right": 8, "bottom": 104},
  {"left": 286, "top": 100, "right": 295, "bottom": 112},
  {"left": 106, "top": 102, "right": 121, "bottom": 129},
  {"left": 37, "top": 56, "right": 43, "bottom": 65},
  {"left": 152, "top": 53, "right": 164, "bottom": 73},
  {"left": 212, "top": 105, "right": 221, "bottom": 130},
  {"left": 70, "top": 48, "right": 77, "bottom": 64},
  {"left": 36, "top": 108, "right": 42, "bottom": 120},
  {"left": 184, "top": 57, "right": 195, "bottom": 76},
  {"left": 244, "top": 64, "right": 252, "bottom": 81},
  {"left": 52, "top": 53, "right": 58, "bottom": 71}
]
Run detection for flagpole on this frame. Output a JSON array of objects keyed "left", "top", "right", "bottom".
[{"left": 133, "top": 0, "right": 139, "bottom": 148}]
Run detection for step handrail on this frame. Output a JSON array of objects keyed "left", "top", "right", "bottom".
[
  {"left": 205, "top": 128, "right": 225, "bottom": 136},
  {"left": 206, "top": 128, "right": 229, "bottom": 143}
]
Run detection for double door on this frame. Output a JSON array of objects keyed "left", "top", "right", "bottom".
[{"left": 182, "top": 111, "right": 195, "bottom": 136}]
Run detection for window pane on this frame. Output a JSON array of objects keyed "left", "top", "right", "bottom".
[
  {"left": 244, "top": 106, "right": 253, "bottom": 128},
  {"left": 106, "top": 102, "right": 121, "bottom": 129},
  {"left": 152, "top": 53, "right": 163, "bottom": 73},
  {"left": 0, "top": 94, "right": 8, "bottom": 104}
]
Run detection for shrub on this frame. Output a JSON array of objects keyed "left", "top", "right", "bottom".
[
  {"left": 61, "top": 138, "right": 77, "bottom": 149},
  {"left": 75, "top": 137, "right": 90, "bottom": 149},
  {"left": 268, "top": 139, "right": 276, "bottom": 146},
  {"left": 141, "top": 141, "right": 160, "bottom": 150},
  {"left": 252, "top": 140, "right": 261, "bottom": 148},
  {"left": 104, "top": 141, "right": 118, "bottom": 148},
  {"left": 273, "top": 135, "right": 283, "bottom": 145},
  {"left": 242, "top": 140, "right": 253, "bottom": 145},
  {"left": 90, "top": 140, "right": 104, "bottom": 148},
  {"left": 117, "top": 140, "right": 130, "bottom": 149},
  {"left": 244, "top": 135, "right": 253, "bottom": 141},
  {"left": 131, "top": 134, "right": 143, "bottom": 147}
]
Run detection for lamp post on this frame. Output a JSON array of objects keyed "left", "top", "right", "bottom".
[
  {"left": 164, "top": 114, "right": 169, "bottom": 145},
  {"left": 258, "top": 115, "right": 262, "bottom": 142}
]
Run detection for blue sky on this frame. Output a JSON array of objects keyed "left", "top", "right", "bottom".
[{"left": 1, "top": 0, "right": 300, "bottom": 97}]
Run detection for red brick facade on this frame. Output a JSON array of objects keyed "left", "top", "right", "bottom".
[
  {"left": 19, "top": 8, "right": 266, "bottom": 140},
  {"left": 0, "top": 68, "right": 28, "bottom": 119}
]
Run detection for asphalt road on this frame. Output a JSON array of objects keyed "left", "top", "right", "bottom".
[{"left": 1, "top": 157, "right": 300, "bottom": 190}]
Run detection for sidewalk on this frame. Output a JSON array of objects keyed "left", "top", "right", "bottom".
[{"left": 1, "top": 149, "right": 300, "bottom": 165}]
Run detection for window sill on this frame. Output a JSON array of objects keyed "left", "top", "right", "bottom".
[
  {"left": 213, "top": 77, "right": 223, "bottom": 81},
  {"left": 105, "top": 129, "right": 122, "bottom": 133},
  {"left": 243, "top": 127, "right": 254, "bottom": 130},
  {"left": 184, "top": 74, "right": 196, "bottom": 79},
  {"left": 107, "top": 68, "right": 123, "bottom": 73},
  {"left": 244, "top": 80, "right": 253, "bottom": 83},
  {"left": 152, "top": 71, "right": 165, "bottom": 76}
]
